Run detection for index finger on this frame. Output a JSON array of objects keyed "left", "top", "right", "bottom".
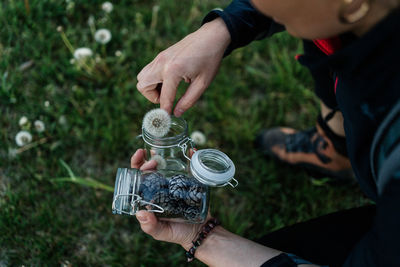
[{"left": 159, "top": 76, "right": 181, "bottom": 114}]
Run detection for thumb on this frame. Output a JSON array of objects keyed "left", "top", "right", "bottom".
[{"left": 135, "top": 210, "right": 171, "bottom": 241}]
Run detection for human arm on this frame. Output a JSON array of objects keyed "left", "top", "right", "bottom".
[{"left": 136, "top": 0, "right": 284, "bottom": 117}]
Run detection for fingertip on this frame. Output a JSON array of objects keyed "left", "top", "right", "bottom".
[
  {"left": 160, "top": 103, "right": 172, "bottom": 115},
  {"left": 131, "top": 149, "right": 145, "bottom": 168},
  {"left": 140, "top": 159, "right": 158, "bottom": 171},
  {"left": 173, "top": 107, "right": 185, "bottom": 117}
]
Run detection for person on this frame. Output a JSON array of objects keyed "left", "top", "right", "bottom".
[{"left": 133, "top": 0, "right": 400, "bottom": 266}]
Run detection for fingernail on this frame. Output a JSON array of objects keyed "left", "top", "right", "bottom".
[
  {"left": 136, "top": 214, "right": 148, "bottom": 223},
  {"left": 175, "top": 108, "right": 184, "bottom": 117}
]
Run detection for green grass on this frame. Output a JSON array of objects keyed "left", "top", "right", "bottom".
[{"left": 0, "top": 0, "right": 370, "bottom": 265}]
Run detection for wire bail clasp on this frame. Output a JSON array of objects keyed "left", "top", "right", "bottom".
[
  {"left": 178, "top": 137, "right": 195, "bottom": 161},
  {"left": 112, "top": 193, "right": 165, "bottom": 215}
]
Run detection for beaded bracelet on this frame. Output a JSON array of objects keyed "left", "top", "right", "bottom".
[{"left": 185, "top": 218, "right": 220, "bottom": 262}]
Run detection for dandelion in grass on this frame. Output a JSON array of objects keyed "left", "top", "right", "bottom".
[
  {"left": 102, "top": 2, "right": 113, "bottom": 13},
  {"left": 15, "top": 131, "right": 32, "bottom": 147},
  {"left": 143, "top": 108, "right": 171, "bottom": 137},
  {"left": 34, "top": 120, "right": 45, "bottom": 133},
  {"left": 150, "top": 155, "right": 167, "bottom": 170},
  {"left": 19, "top": 116, "right": 28, "bottom": 127},
  {"left": 73, "top": 47, "right": 93, "bottom": 60},
  {"left": 44, "top": 100, "right": 50, "bottom": 108},
  {"left": 59, "top": 115, "right": 67, "bottom": 126},
  {"left": 8, "top": 148, "right": 18, "bottom": 159},
  {"left": 115, "top": 50, "right": 122, "bottom": 57},
  {"left": 87, "top": 15, "right": 95, "bottom": 27},
  {"left": 190, "top": 131, "right": 207, "bottom": 146},
  {"left": 94, "top": 29, "right": 112, "bottom": 44}
]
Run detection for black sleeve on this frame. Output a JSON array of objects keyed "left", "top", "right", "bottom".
[{"left": 201, "top": 0, "right": 285, "bottom": 56}]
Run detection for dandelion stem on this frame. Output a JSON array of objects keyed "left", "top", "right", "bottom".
[
  {"left": 59, "top": 31, "right": 75, "bottom": 54},
  {"left": 24, "top": 0, "right": 30, "bottom": 15},
  {"left": 16, "top": 137, "right": 48, "bottom": 154}
]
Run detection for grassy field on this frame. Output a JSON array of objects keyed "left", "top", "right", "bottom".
[{"left": 0, "top": 0, "right": 370, "bottom": 265}]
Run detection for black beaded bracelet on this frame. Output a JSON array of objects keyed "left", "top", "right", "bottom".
[{"left": 185, "top": 218, "right": 221, "bottom": 262}]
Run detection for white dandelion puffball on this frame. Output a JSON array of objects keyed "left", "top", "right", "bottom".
[
  {"left": 34, "top": 120, "right": 45, "bottom": 133},
  {"left": 15, "top": 131, "right": 32, "bottom": 147},
  {"left": 101, "top": 2, "right": 113, "bottom": 13},
  {"left": 150, "top": 155, "right": 167, "bottom": 170},
  {"left": 190, "top": 131, "right": 207, "bottom": 146},
  {"left": 19, "top": 116, "right": 29, "bottom": 127},
  {"left": 73, "top": 47, "right": 93, "bottom": 60},
  {"left": 142, "top": 108, "right": 171, "bottom": 137},
  {"left": 94, "top": 29, "right": 112, "bottom": 44},
  {"left": 115, "top": 50, "right": 122, "bottom": 57}
]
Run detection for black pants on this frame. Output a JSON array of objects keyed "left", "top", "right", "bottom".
[{"left": 256, "top": 205, "right": 376, "bottom": 267}]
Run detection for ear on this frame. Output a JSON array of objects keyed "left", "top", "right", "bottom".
[{"left": 339, "top": 0, "right": 371, "bottom": 23}]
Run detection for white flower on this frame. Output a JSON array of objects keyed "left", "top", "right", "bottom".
[
  {"left": 101, "top": 2, "right": 113, "bottom": 13},
  {"left": 94, "top": 29, "right": 112, "bottom": 44},
  {"left": 44, "top": 100, "right": 50, "bottom": 107},
  {"left": 34, "top": 120, "right": 45, "bottom": 133},
  {"left": 19, "top": 116, "right": 29, "bottom": 127},
  {"left": 150, "top": 155, "right": 167, "bottom": 170},
  {"left": 142, "top": 108, "right": 171, "bottom": 137},
  {"left": 59, "top": 115, "right": 67, "bottom": 126},
  {"left": 115, "top": 50, "right": 122, "bottom": 57},
  {"left": 73, "top": 47, "right": 93, "bottom": 60},
  {"left": 190, "top": 131, "right": 207, "bottom": 146},
  {"left": 8, "top": 148, "right": 18, "bottom": 158},
  {"left": 87, "top": 15, "right": 95, "bottom": 27},
  {"left": 15, "top": 131, "right": 32, "bottom": 147}
]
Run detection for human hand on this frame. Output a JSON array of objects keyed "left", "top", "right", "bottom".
[
  {"left": 130, "top": 149, "right": 207, "bottom": 249},
  {"left": 136, "top": 18, "right": 231, "bottom": 117}
]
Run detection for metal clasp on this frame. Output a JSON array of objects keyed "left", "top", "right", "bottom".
[
  {"left": 112, "top": 193, "right": 165, "bottom": 215},
  {"left": 178, "top": 137, "right": 195, "bottom": 161}
]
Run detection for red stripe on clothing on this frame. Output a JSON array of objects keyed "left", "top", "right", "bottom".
[
  {"left": 334, "top": 77, "right": 338, "bottom": 94},
  {"left": 313, "top": 37, "right": 342, "bottom": 55}
]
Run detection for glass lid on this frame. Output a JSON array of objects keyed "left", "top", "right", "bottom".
[{"left": 190, "top": 149, "right": 237, "bottom": 187}]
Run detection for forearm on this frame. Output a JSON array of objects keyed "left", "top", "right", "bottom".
[
  {"left": 199, "top": 17, "right": 231, "bottom": 53},
  {"left": 182, "top": 226, "right": 281, "bottom": 267}
]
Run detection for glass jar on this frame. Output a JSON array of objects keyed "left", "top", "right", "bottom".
[
  {"left": 142, "top": 116, "right": 192, "bottom": 172},
  {"left": 112, "top": 149, "right": 238, "bottom": 223}
]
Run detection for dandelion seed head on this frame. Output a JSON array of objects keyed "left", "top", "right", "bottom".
[
  {"left": 44, "top": 100, "right": 50, "bottom": 107},
  {"left": 34, "top": 120, "right": 45, "bottom": 133},
  {"left": 115, "top": 50, "right": 122, "bottom": 57},
  {"left": 8, "top": 148, "right": 18, "bottom": 159},
  {"left": 142, "top": 108, "right": 171, "bottom": 137},
  {"left": 102, "top": 2, "right": 113, "bottom": 13},
  {"left": 94, "top": 29, "right": 112, "bottom": 44},
  {"left": 59, "top": 115, "right": 67, "bottom": 126},
  {"left": 190, "top": 131, "right": 207, "bottom": 146},
  {"left": 87, "top": 15, "right": 95, "bottom": 27},
  {"left": 73, "top": 47, "right": 93, "bottom": 60},
  {"left": 150, "top": 155, "right": 167, "bottom": 170},
  {"left": 19, "top": 116, "right": 29, "bottom": 127},
  {"left": 70, "top": 58, "right": 76, "bottom": 64},
  {"left": 57, "top": 26, "right": 63, "bottom": 32},
  {"left": 15, "top": 131, "right": 32, "bottom": 147}
]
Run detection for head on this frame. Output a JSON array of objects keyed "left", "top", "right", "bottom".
[{"left": 251, "top": 0, "right": 400, "bottom": 39}]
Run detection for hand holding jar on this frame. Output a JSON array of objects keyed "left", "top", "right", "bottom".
[{"left": 130, "top": 148, "right": 207, "bottom": 249}]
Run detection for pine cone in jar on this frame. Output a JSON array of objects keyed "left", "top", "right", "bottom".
[
  {"left": 139, "top": 172, "right": 168, "bottom": 202},
  {"left": 168, "top": 174, "right": 190, "bottom": 201}
]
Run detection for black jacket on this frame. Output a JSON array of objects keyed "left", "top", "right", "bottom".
[{"left": 203, "top": 1, "right": 400, "bottom": 266}]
